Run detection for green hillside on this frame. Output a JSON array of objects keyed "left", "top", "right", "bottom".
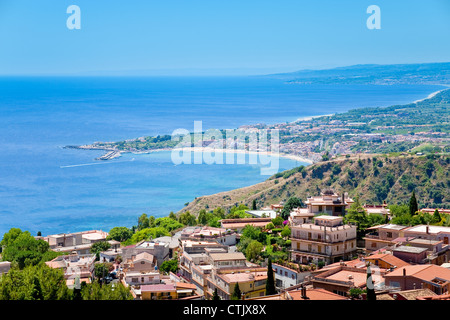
[{"left": 180, "top": 154, "right": 450, "bottom": 215}]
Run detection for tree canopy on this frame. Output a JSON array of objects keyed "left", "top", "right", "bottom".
[{"left": 1, "top": 228, "right": 60, "bottom": 269}]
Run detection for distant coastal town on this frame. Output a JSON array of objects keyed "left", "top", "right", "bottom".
[{"left": 66, "top": 88, "right": 450, "bottom": 165}]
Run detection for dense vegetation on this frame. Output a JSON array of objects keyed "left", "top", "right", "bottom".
[
  {"left": 181, "top": 154, "right": 450, "bottom": 215},
  {"left": 0, "top": 229, "right": 133, "bottom": 300}
]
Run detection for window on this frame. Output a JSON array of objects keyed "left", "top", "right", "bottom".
[{"left": 387, "top": 232, "right": 393, "bottom": 238}]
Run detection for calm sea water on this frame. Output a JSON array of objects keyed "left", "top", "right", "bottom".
[{"left": 0, "top": 76, "right": 444, "bottom": 236}]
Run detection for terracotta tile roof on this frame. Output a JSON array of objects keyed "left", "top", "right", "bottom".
[
  {"left": 366, "top": 253, "right": 411, "bottom": 268},
  {"left": 175, "top": 282, "right": 197, "bottom": 290},
  {"left": 323, "top": 259, "right": 366, "bottom": 270},
  {"left": 417, "top": 293, "right": 450, "bottom": 300},
  {"left": 376, "top": 293, "right": 396, "bottom": 300},
  {"left": 397, "top": 288, "right": 437, "bottom": 300},
  {"left": 315, "top": 267, "right": 384, "bottom": 288},
  {"left": 209, "top": 252, "right": 246, "bottom": 261},
  {"left": 386, "top": 265, "right": 450, "bottom": 282},
  {"left": 288, "top": 288, "right": 348, "bottom": 300},
  {"left": 141, "top": 284, "right": 176, "bottom": 292},
  {"left": 378, "top": 288, "right": 437, "bottom": 300},
  {"left": 219, "top": 271, "right": 267, "bottom": 283}
]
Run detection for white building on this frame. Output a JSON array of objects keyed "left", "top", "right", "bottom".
[
  {"left": 290, "top": 215, "right": 357, "bottom": 265},
  {"left": 272, "top": 263, "right": 310, "bottom": 289}
]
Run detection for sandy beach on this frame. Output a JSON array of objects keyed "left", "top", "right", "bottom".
[
  {"left": 413, "top": 87, "right": 450, "bottom": 103},
  {"left": 292, "top": 113, "right": 335, "bottom": 123},
  {"left": 170, "top": 146, "right": 314, "bottom": 164}
]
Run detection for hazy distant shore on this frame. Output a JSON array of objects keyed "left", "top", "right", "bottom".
[
  {"left": 412, "top": 87, "right": 449, "bottom": 103},
  {"left": 67, "top": 86, "right": 448, "bottom": 166}
]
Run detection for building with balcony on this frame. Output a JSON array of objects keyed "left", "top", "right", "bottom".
[
  {"left": 123, "top": 271, "right": 161, "bottom": 287},
  {"left": 364, "top": 224, "right": 410, "bottom": 252},
  {"left": 121, "top": 240, "right": 170, "bottom": 267},
  {"left": 45, "top": 230, "right": 109, "bottom": 249},
  {"left": 289, "top": 207, "right": 315, "bottom": 225},
  {"left": 403, "top": 224, "right": 450, "bottom": 245},
  {"left": 363, "top": 202, "right": 390, "bottom": 219},
  {"left": 45, "top": 253, "right": 96, "bottom": 288},
  {"left": 303, "top": 189, "right": 354, "bottom": 216},
  {"left": 364, "top": 252, "right": 410, "bottom": 270},
  {"left": 272, "top": 263, "right": 311, "bottom": 289},
  {"left": 206, "top": 269, "right": 268, "bottom": 300},
  {"left": 384, "top": 265, "right": 450, "bottom": 295},
  {"left": 392, "top": 246, "right": 428, "bottom": 264},
  {"left": 290, "top": 215, "right": 357, "bottom": 265},
  {"left": 180, "top": 246, "right": 267, "bottom": 300},
  {"left": 179, "top": 226, "right": 237, "bottom": 246},
  {"left": 310, "top": 265, "right": 385, "bottom": 297}
]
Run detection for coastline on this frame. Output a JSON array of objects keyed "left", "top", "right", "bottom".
[
  {"left": 113, "top": 147, "right": 314, "bottom": 165},
  {"left": 172, "top": 146, "right": 314, "bottom": 164},
  {"left": 68, "top": 86, "right": 449, "bottom": 166},
  {"left": 292, "top": 113, "right": 334, "bottom": 123},
  {"left": 412, "top": 88, "right": 449, "bottom": 103}
]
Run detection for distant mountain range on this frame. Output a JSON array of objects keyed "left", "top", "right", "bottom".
[{"left": 265, "top": 62, "right": 450, "bottom": 85}]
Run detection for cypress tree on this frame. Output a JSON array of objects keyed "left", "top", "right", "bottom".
[
  {"left": 212, "top": 288, "right": 220, "bottom": 300},
  {"left": 409, "top": 191, "right": 418, "bottom": 216},
  {"left": 265, "top": 258, "right": 276, "bottom": 295},
  {"left": 433, "top": 209, "right": 441, "bottom": 223},
  {"left": 231, "top": 283, "right": 241, "bottom": 300}
]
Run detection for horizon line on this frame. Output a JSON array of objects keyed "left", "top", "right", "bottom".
[{"left": 1, "top": 61, "right": 449, "bottom": 78}]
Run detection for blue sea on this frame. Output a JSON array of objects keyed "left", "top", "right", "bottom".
[{"left": 0, "top": 76, "right": 444, "bottom": 236}]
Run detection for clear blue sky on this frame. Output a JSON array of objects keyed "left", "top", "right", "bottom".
[{"left": 0, "top": 0, "right": 449, "bottom": 75}]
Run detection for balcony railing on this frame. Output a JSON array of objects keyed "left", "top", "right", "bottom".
[{"left": 291, "top": 236, "right": 356, "bottom": 244}]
